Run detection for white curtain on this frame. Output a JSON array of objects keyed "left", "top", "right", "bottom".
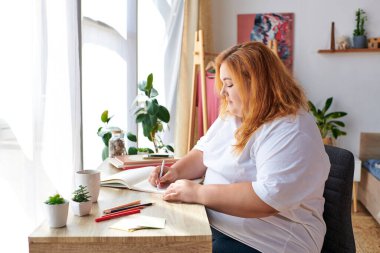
[
  {"left": 0, "top": 0, "right": 81, "bottom": 251},
  {"left": 41, "top": 0, "right": 82, "bottom": 196},
  {"left": 152, "top": 0, "right": 184, "bottom": 145}
]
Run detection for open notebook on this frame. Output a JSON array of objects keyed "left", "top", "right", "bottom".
[{"left": 101, "top": 166, "right": 203, "bottom": 194}]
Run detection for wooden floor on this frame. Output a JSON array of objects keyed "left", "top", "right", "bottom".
[{"left": 352, "top": 201, "right": 380, "bottom": 253}]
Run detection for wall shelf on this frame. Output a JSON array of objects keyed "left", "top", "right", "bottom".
[{"left": 318, "top": 48, "right": 380, "bottom": 53}]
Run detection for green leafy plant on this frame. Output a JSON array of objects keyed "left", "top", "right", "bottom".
[
  {"left": 308, "top": 97, "right": 347, "bottom": 139},
  {"left": 45, "top": 194, "right": 65, "bottom": 205},
  {"left": 353, "top": 8, "right": 367, "bottom": 36},
  {"left": 72, "top": 185, "right": 91, "bottom": 203},
  {"left": 97, "top": 110, "right": 121, "bottom": 160},
  {"left": 126, "top": 73, "right": 174, "bottom": 154}
]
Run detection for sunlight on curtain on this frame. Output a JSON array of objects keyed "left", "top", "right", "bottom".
[
  {"left": 0, "top": 0, "right": 80, "bottom": 252},
  {"left": 138, "top": 0, "right": 184, "bottom": 150},
  {"left": 42, "top": 0, "right": 81, "bottom": 197}
]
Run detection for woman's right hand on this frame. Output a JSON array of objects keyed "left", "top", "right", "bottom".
[{"left": 148, "top": 166, "right": 178, "bottom": 188}]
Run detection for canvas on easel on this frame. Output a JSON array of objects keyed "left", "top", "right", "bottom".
[{"left": 238, "top": 13, "right": 294, "bottom": 71}]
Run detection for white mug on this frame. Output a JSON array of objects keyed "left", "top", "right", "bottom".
[{"left": 75, "top": 170, "right": 100, "bottom": 203}]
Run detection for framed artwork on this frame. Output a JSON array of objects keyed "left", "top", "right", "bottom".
[{"left": 238, "top": 13, "right": 294, "bottom": 71}]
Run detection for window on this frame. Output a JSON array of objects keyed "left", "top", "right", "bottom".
[{"left": 81, "top": 0, "right": 136, "bottom": 169}]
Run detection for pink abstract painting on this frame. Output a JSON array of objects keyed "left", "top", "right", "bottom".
[{"left": 238, "top": 13, "right": 294, "bottom": 71}]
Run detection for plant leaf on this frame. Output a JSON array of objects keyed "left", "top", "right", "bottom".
[
  {"left": 322, "top": 97, "right": 333, "bottom": 114},
  {"left": 308, "top": 101, "right": 317, "bottom": 115},
  {"left": 150, "top": 115, "right": 158, "bottom": 127},
  {"left": 157, "top": 106, "right": 170, "bottom": 123},
  {"left": 136, "top": 113, "right": 147, "bottom": 123},
  {"left": 329, "top": 120, "right": 345, "bottom": 127},
  {"left": 165, "top": 145, "right": 174, "bottom": 152},
  {"left": 102, "top": 146, "right": 109, "bottom": 160},
  {"left": 150, "top": 88, "right": 159, "bottom": 98},
  {"left": 101, "top": 110, "right": 108, "bottom": 123},
  {"left": 138, "top": 81, "right": 147, "bottom": 92},
  {"left": 143, "top": 123, "right": 152, "bottom": 140},
  {"left": 102, "top": 132, "right": 112, "bottom": 147},
  {"left": 128, "top": 147, "right": 138, "bottom": 155},
  {"left": 147, "top": 100, "right": 159, "bottom": 115},
  {"left": 126, "top": 132, "right": 137, "bottom": 142},
  {"left": 146, "top": 73, "right": 153, "bottom": 92},
  {"left": 325, "top": 111, "right": 347, "bottom": 120}
]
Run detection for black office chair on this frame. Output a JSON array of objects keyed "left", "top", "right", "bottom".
[{"left": 322, "top": 145, "right": 356, "bottom": 253}]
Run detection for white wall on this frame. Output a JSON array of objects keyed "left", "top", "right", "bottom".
[{"left": 211, "top": 0, "right": 380, "bottom": 156}]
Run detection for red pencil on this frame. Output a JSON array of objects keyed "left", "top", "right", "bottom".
[
  {"left": 104, "top": 202, "right": 153, "bottom": 214},
  {"left": 95, "top": 209, "right": 140, "bottom": 222},
  {"left": 103, "top": 206, "right": 143, "bottom": 217}
]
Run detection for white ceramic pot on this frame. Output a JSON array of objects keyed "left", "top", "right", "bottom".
[
  {"left": 75, "top": 170, "right": 101, "bottom": 203},
  {"left": 45, "top": 201, "right": 69, "bottom": 228},
  {"left": 70, "top": 200, "right": 92, "bottom": 216}
]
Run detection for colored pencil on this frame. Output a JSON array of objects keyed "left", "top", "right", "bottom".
[
  {"left": 95, "top": 209, "right": 140, "bottom": 222},
  {"left": 104, "top": 202, "right": 153, "bottom": 214},
  {"left": 103, "top": 200, "right": 141, "bottom": 214}
]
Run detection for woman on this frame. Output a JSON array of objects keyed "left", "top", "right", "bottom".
[{"left": 149, "top": 41, "right": 330, "bottom": 253}]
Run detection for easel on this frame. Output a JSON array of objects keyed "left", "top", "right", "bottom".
[{"left": 187, "top": 30, "right": 207, "bottom": 152}]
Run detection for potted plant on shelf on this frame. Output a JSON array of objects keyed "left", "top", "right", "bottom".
[
  {"left": 71, "top": 185, "right": 92, "bottom": 216},
  {"left": 353, "top": 8, "right": 368, "bottom": 48},
  {"left": 126, "top": 73, "right": 174, "bottom": 155},
  {"left": 44, "top": 193, "right": 69, "bottom": 228},
  {"left": 308, "top": 97, "right": 347, "bottom": 146}
]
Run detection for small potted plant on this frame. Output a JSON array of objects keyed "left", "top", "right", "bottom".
[
  {"left": 71, "top": 185, "right": 92, "bottom": 216},
  {"left": 308, "top": 97, "right": 347, "bottom": 145},
  {"left": 353, "top": 8, "right": 368, "bottom": 48},
  {"left": 44, "top": 193, "right": 69, "bottom": 228}
]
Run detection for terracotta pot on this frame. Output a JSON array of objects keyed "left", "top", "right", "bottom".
[{"left": 322, "top": 137, "right": 335, "bottom": 146}]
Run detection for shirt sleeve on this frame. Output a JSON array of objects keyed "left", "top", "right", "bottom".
[{"left": 251, "top": 125, "right": 329, "bottom": 212}]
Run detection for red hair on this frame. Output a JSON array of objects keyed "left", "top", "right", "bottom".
[{"left": 214, "top": 41, "right": 307, "bottom": 153}]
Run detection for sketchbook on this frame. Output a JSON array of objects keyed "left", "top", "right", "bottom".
[{"left": 101, "top": 166, "right": 203, "bottom": 194}]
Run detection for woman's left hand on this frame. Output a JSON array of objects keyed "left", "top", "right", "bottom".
[{"left": 163, "top": 179, "right": 201, "bottom": 203}]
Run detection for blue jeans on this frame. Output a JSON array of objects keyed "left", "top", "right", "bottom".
[{"left": 211, "top": 227, "right": 262, "bottom": 253}]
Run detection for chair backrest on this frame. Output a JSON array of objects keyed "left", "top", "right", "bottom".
[{"left": 322, "top": 145, "right": 356, "bottom": 253}]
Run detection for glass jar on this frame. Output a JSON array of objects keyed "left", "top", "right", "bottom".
[{"left": 108, "top": 130, "right": 126, "bottom": 158}]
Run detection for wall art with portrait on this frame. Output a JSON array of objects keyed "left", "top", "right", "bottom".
[{"left": 237, "top": 13, "right": 294, "bottom": 71}]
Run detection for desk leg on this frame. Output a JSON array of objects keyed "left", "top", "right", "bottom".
[{"left": 352, "top": 182, "right": 358, "bottom": 213}]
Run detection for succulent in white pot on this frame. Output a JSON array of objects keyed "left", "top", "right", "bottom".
[
  {"left": 44, "top": 193, "right": 69, "bottom": 228},
  {"left": 70, "top": 185, "right": 92, "bottom": 216}
]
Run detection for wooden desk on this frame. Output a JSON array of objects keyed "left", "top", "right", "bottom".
[{"left": 29, "top": 161, "right": 212, "bottom": 253}]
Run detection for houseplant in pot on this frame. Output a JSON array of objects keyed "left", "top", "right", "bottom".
[
  {"left": 126, "top": 73, "right": 174, "bottom": 155},
  {"left": 71, "top": 185, "right": 92, "bottom": 216},
  {"left": 353, "top": 8, "right": 368, "bottom": 48},
  {"left": 44, "top": 193, "right": 69, "bottom": 228},
  {"left": 97, "top": 110, "right": 121, "bottom": 160},
  {"left": 308, "top": 97, "right": 347, "bottom": 145}
]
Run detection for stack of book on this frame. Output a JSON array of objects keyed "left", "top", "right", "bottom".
[{"left": 109, "top": 154, "right": 179, "bottom": 170}]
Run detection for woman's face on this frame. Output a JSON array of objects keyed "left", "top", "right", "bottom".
[{"left": 220, "top": 63, "right": 243, "bottom": 118}]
